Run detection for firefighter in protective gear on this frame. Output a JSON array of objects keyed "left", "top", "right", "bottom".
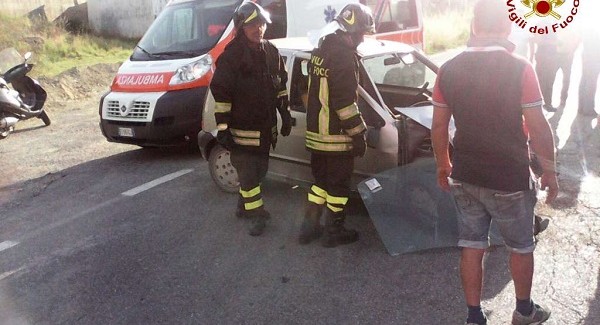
[
  {"left": 210, "top": 2, "right": 291, "bottom": 236},
  {"left": 298, "top": 3, "right": 375, "bottom": 247}
]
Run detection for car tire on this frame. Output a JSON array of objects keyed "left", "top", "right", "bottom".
[{"left": 208, "top": 144, "right": 239, "bottom": 193}]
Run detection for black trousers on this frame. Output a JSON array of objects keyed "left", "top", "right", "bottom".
[
  {"left": 230, "top": 149, "right": 269, "bottom": 212},
  {"left": 579, "top": 50, "right": 600, "bottom": 115},
  {"left": 536, "top": 51, "right": 575, "bottom": 106},
  {"left": 310, "top": 153, "right": 354, "bottom": 213}
]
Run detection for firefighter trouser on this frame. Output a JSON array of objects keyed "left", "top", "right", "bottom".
[
  {"left": 230, "top": 149, "right": 269, "bottom": 212},
  {"left": 309, "top": 153, "right": 354, "bottom": 214}
]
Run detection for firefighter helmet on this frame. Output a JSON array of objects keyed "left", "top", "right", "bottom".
[
  {"left": 334, "top": 3, "right": 376, "bottom": 35},
  {"left": 233, "top": 2, "right": 272, "bottom": 30}
]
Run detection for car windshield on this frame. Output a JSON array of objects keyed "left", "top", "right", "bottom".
[
  {"left": 362, "top": 52, "right": 436, "bottom": 90},
  {"left": 133, "top": 0, "right": 242, "bottom": 61},
  {"left": 0, "top": 48, "right": 23, "bottom": 75}
]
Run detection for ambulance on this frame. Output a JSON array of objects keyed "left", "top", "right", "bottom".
[{"left": 99, "top": 0, "right": 424, "bottom": 148}]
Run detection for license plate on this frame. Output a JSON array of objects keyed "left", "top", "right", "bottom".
[{"left": 118, "top": 127, "right": 134, "bottom": 137}]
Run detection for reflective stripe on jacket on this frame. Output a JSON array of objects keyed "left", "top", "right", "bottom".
[
  {"left": 305, "top": 33, "right": 366, "bottom": 154},
  {"left": 210, "top": 35, "right": 288, "bottom": 153}
]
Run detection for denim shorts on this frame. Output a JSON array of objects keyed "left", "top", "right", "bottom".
[{"left": 449, "top": 179, "right": 537, "bottom": 253}]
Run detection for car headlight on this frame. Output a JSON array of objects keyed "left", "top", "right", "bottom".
[{"left": 169, "top": 54, "right": 213, "bottom": 85}]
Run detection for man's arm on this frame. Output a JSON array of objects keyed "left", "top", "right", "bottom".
[
  {"left": 523, "top": 107, "right": 559, "bottom": 203},
  {"left": 431, "top": 106, "right": 452, "bottom": 191},
  {"left": 210, "top": 54, "right": 234, "bottom": 131}
]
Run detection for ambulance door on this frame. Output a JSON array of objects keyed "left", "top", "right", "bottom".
[{"left": 284, "top": 0, "right": 361, "bottom": 38}]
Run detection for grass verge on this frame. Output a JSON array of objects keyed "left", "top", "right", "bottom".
[{"left": 0, "top": 13, "right": 136, "bottom": 77}]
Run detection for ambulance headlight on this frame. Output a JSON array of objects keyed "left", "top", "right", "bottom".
[{"left": 170, "top": 54, "right": 213, "bottom": 85}]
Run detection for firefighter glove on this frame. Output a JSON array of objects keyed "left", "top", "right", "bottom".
[
  {"left": 280, "top": 110, "right": 292, "bottom": 136},
  {"left": 351, "top": 134, "right": 367, "bottom": 157},
  {"left": 277, "top": 96, "right": 292, "bottom": 136},
  {"left": 216, "top": 129, "right": 234, "bottom": 150}
]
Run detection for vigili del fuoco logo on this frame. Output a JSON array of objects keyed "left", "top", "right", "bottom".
[{"left": 507, "top": 0, "right": 580, "bottom": 34}]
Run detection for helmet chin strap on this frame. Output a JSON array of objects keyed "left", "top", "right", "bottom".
[{"left": 339, "top": 32, "right": 363, "bottom": 49}]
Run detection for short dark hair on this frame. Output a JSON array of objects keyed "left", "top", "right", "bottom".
[{"left": 473, "top": 0, "right": 511, "bottom": 35}]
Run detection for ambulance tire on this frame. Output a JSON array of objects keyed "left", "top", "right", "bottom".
[{"left": 208, "top": 144, "right": 239, "bottom": 193}]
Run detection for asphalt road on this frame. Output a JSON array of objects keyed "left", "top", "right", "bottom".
[{"left": 0, "top": 50, "right": 599, "bottom": 324}]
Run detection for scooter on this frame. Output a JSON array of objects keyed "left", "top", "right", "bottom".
[{"left": 0, "top": 48, "right": 50, "bottom": 139}]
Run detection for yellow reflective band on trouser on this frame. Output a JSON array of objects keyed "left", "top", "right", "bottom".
[
  {"left": 308, "top": 185, "right": 327, "bottom": 205},
  {"left": 278, "top": 90, "right": 288, "bottom": 98},
  {"left": 246, "top": 199, "right": 264, "bottom": 210},
  {"left": 327, "top": 204, "right": 344, "bottom": 213},
  {"left": 346, "top": 123, "right": 366, "bottom": 137},
  {"left": 308, "top": 193, "right": 326, "bottom": 205},
  {"left": 336, "top": 103, "right": 360, "bottom": 121},
  {"left": 311, "top": 185, "right": 327, "bottom": 199},
  {"left": 240, "top": 185, "right": 261, "bottom": 198},
  {"left": 327, "top": 195, "right": 348, "bottom": 205},
  {"left": 326, "top": 194, "right": 348, "bottom": 213},
  {"left": 240, "top": 186, "right": 263, "bottom": 210},
  {"left": 215, "top": 102, "right": 232, "bottom": 113}
]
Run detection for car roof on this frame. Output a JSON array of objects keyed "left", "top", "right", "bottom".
[{"left": 269, "top": 37, "right": 417, "bottom": 57}]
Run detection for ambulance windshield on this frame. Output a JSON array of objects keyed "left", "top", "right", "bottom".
[{"left": 133, "top": 0, "right": 242, "bottom": 61}]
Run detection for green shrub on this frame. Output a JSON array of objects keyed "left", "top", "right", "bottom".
[{"left": 424, "top": 9, "right": 472, "bottom": 54}]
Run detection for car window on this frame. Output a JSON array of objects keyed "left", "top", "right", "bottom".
[
  {"left": 362, "top": 53, "right": 435, "bottom": 89},
  {"left": 290, "top": 58, "right": 309, "bottom": 113},
  {"left": 258, "top": 0, "right": 287, "bottom": 39}
]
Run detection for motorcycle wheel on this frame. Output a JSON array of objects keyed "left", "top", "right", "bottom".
[
  {"left": 0, "top": 126, "right": 14, "bottom": 139},
  {"left": 39, "top": 111, "right": 51, "bottom": 126}
]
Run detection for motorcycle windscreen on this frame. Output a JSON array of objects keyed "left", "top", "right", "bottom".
[{"left": 358, "top": 157, "right": 503, "bottom": 256}]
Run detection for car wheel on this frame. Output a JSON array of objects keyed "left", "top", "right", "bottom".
[{"left": 208, "top": 144, "right": 239, "bottom": 193}]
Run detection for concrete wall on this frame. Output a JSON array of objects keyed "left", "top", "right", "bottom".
[
  {"left": 3, "top": 0, "right": 87, "bottom": 21},
  {"left": 87, "top": 0, "right": 167, "bottom": 39}
]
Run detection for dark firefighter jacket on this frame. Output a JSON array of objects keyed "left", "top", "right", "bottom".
[
  {"left": 305, "top": 33, "right": 367, "bottom": 155},
  {"left": 211, "top": 35, "right": 288, "bottom": 153}
]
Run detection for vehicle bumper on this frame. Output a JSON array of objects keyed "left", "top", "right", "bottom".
[{"left": 99, "top": 87, "right": 207, "bottom": 147}]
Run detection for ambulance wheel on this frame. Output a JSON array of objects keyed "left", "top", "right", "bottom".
[{"left": 208, "top": 144, "right": 239, "bottom": 193}]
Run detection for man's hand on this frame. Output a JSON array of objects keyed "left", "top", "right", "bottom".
[
  {"left": 436, "top": 164, "right": 452, "bottom": 191},
  {"left": 280, "top": 110, "right": 292, "bottom": 136},
  {"left": 540, "top": 172, "right": 559, "bottom": 204},
  {"left": 216, "top": 129, "right": 234, "bottom": 150},
  {"left": 277, "top": 96, "right": 292, "bottom": 136},
  {"left": 351, "top": 134, "right": 367, "bottom": 157}
]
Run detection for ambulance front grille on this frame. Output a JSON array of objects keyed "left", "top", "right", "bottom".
[{"left": 106, "top": 100, "right": 150, "bottom": 119}]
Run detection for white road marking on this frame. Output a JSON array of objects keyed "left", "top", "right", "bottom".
[
  {"left": 122, "top": 169, "right": 194, "bottom": 197},
  {"left": 0, "top": 266, "right": 25, "bottom": 282},
  {"left": 0, "top": 241, "right": 19, "bottom": 252}
]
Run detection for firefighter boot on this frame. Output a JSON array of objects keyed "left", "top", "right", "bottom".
[
  {"left": 321, "top": 211, "right": 359, "bottom": 248},
  {"left": 248, "top": 208, "right": 270, "bottom": 236},
  {"left": 298, "top": 203, "right": 324, "bottom": 245},
  {"left": 235, "top": 196, "right": 248, "bottom": 218}
]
